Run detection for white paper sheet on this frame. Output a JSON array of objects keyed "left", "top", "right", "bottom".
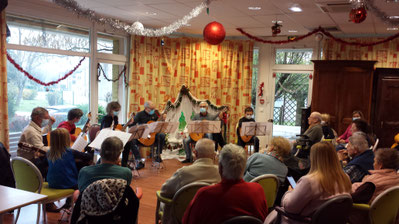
[
  {"left": 71, "top": 134, "right": 88, "bottom": 151},
  {"left": 88, "top": 129, "right": 132, "bottom": 149}
]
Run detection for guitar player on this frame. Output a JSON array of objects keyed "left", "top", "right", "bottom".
[
  {"left": 236, "top": 107, "right": 259, "bottom": 153},
  {"left": 57, "top": 108, "right": 85, "bottom": 142},
  {"left": 182, "top": 101, "right": 227, "bottom": 163},
  {"left": 126, "top": 101, "right": 167, "bottom": 169}
]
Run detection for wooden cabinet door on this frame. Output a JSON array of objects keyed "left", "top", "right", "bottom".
[{"left": 373, "top": 69, "right": 399, "bottom": 148}]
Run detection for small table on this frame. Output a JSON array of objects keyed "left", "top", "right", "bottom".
[{"left": 0, "top": 185, "right": 48, "bottom": 224}]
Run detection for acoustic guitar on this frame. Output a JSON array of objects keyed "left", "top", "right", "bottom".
[
  {"left": 189, "top": 132, "right": 204, "bottom": 142},
  {"left": 137, "top": 110, "right": 166, "bottom": 146},
  {"left": 239, "top": 127, "right": 253, "bottom": 143},
  {"left": 114, "top": 112, "right": 135, "bottom": 132}
]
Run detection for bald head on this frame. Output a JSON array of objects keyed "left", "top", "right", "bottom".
[
  {"left": 194, "top": 138, "right": 215, "bottom": 159},
  {"left": 308, "top": 111, "right": 322, "bottom": 125}
]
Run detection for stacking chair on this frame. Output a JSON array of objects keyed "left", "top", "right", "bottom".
[
  {"left": 155, "top": 182, "right": 210, "bottom": 224},
  {"left": 250, "top": 174, "right": 279, "bottom": 209},
  {"left": 222, "top": 216, "right": 263, "bottom": 224},
  {"left": 275, "top": 195, "right": 353, "bottom": 224},
  {"left": 11, "top": 157, "right": 75, "bottom": 224},
  {"left": 352, "top": 186, "right": 399, "bottom": 224}
]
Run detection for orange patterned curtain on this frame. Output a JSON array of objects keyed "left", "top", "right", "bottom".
[
  {"left": 128, "top": 36, "right": 253, "bottom": 143},
  {"left": 323, "top": 38, "right": 399, "bottom": 68},
  {"left": 0, "top": 11, "right": 9, "bottom": 149}
]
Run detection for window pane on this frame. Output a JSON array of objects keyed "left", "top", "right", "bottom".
[
  {"left": 275, "top": 49, "right": 313, "bottom": 65},
  {"left": 253, "top": 48, "right": 259, "bottom": 65},
  {"left": 6, "top": 15, "right": 89, "bottom": 52},
  {"left": 97, "top": 32, "right": 125, "bottom": 54},
  {"left": 273, "top": 73, "right": 309, "bottom": 139},
  {"left": 7, "top": 49, "right": 90, "bottom": 133},
  {"left": 251, "top": 67, "right": 258, "bottom": 108}
]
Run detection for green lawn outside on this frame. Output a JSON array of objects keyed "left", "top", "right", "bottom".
[{"left": 17, "top": 99, "right": 49, "bottom": 112}]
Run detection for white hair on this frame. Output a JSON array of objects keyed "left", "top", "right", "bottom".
[
  {"left": 144, "top": 101, "right": 152, "bottom": 109},
  {"left": 349, "top": 132, "right": 369, "bottom": 153},
  {"left": 195, "top": 138, "right": 215, "bottom": 158},
  {"left": 219, "top": 144, "right": 246, "bottom": 180},
  {"left": 200, "top": 101, "right": 209, "bottom": 107},
  {"left": 311, "top": 112, "right": 322, "bottom": 122}
]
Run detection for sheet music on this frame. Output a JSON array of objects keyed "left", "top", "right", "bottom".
[
  {"left": 128, "top": 125, "right": 146, "bottom": 140},
  {"left": 187, "top": 120, "right": 221, "bottom": 134},
  {"left": 240, "top": 122, "right": 272, "bottom": 136},
  {"left": 88, "top": 129, "right": 132, "bottom": 149},
  {"left": 162, "top": 122, "right": 179, "bottom": 133},
  {"left": 71, "top": 134, "right": 88, "bottom": 151}
]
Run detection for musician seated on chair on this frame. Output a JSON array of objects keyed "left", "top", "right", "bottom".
[
  {"left": 18, "top": 107, "right": 55, "bottom": 176},
  {"left": 182, "top": 102, "right": 226, "bottom": 163},
  {"left": 57, "top": 108, "right": 84, "bottom": 142},
  {"left": 127, "top": 101, "right": 166, "bottom": 168},
  {"left": 236, "top": 107, "right": 260, "bottom": 153},
  {"left": 100, "top": 101, "right": 138, "bottom": 168}
]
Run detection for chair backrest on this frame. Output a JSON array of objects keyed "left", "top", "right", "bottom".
[
  {"left": 88, "top": 124, "right": 101, "bottom": 142},
  {"left": 351, "top": 182, "right": 376, "bottom": 204},
  {"left": 11, "top": 157, "right": 43, "bottom": 193},
  {"left": 311, "top": 195, "right": 353, "bottom": 224},
  {"left": 171, "top": 182, "right": 210, "bottom": 224},
  {"left": 250, "top": 174, "right": 279, "bottom": 208},
  {"left": 222, "top": 215, "right": 263, "bottom": 224},
  {"left": 369, "top": 185, "right": 399, "bottom": 224}
]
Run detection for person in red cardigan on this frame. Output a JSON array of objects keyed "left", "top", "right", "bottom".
[
  {"left": 182, "top": 144, "right": 268, "bottom": 224},
  {"left": 57, "top": 108, "right": 84, "bottom": 142}
]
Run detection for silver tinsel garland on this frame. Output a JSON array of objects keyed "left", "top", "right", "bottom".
[
  {"left": 53, "top": 0, "right": 208, "bottom": 36},
  {"left": 350, "top": 0, "right": 399, "bottom": 27}
]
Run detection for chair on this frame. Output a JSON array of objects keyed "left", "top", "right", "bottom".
[
  {"left": 275, "top": 195, "right": 353, "bottom": 224},
  {"left": 222, "top": 216, "right": 263, "bottom": 224},
  {"left": 155, "top": 182, "right": 210, "bottom": 224},
  {"left": 11, "top": 157, "right": 75, "bottom": 224},
  {"left": 88, "top": 124, "right": 101, "bottom": 143},
  {"left": 250, "top": 174, "right": 279, "bottom": 209},
  {"left": 352, "top": 186, "right": 399, "bottom": 224}
]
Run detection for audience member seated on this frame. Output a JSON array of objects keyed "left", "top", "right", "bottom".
[
  {"left": 182, "top": 144, "right": 268, "bottom": 224},
  {"left": 352, "top": 148, "right": 399, "bottom": 203},
  {"left": 338, "top": 132, "right": 374, "bottom": 183},
  {"left": 351, "top": 119, "right": 375, "bottom": 147},
  {"left": 244, "top": 136, "right": 291, "bottom": 183},
  {"left": 320, "top": 113, "right": 336, "bottom": 140},
  {"left": 293, "top": 112, "right": 323, "bottom": 158},
  {"left": 336, "top": 110, "right": 364, "bottom": 144},
  {"left": 78, "top": 136, "right": 132, "bottom": 193},
  {"left": 160, "top": 138, "right": 221, "bottom": 224},
  {"left": 18, "top": 107, "right": 55, "bottom": 176},
  {"left": 264, "top": 141, "right": 352, "bottom": 224},
  {"left": 47, "top": 128, "right": 92, "bottom": 190}
]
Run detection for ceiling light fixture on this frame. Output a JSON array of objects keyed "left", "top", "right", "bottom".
[
  {"left": 387, "top": 27, "right": 399, "bottom": 30},
  {"left": 248, "top": 6, "right": 261, "bottom": 10},
  {"left": 388, "top": 16, "right": 399, "bottom": 19},
  {"left": 288, "top": 30, "right": 298, "bottom": 32},
  {"left": 145, "top": 12, "right": 157, "bottom": 16},
  {"left": 272, "top": 20, "right": 283, "bottom": 24},
  {"left": 289, "top": 4, "right": 302, "bottom": 12}
]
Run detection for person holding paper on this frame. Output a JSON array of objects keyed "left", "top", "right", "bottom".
[
  {"left": 57, "top": 108, "right": 84, "bottom": 142},
  {"left": 182, "top": 102, "right": 227, "bottom": 163},
  {"left": 236, "top": 107, "right": 260, "bottom": 153},
  {"left": 126, "top": 101, "right": 166, "bottom": 167}
]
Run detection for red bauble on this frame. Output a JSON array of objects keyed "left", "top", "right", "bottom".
[
  {"left": 203, "top": 21, "right": 226, "bottom": 45},
  {"left": 349, "top": 7, "right": 367, "bottom": 23}
]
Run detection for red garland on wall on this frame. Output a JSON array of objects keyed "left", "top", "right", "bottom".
[
  {"left": 237, "top": 27, "right": 399, "bottom": 47},
  {"left": 6, "top": 53, "right": 86, "bottom": 86}
]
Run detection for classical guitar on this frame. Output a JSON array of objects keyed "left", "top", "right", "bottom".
[
  {"left": 72, "top": 112, "right": 91, "bottom": 141},
  {"left": 239, "top": 126, "right": 253, "bottom": 143},
  {"left": 115, "top": 112, "right": 135, "bottom": 132},
  {"left": 138, "top": 110, "right": 166, "bottom": 146},
  {"left": 189, "top": 107, "right": 228, "bottom": 142}
]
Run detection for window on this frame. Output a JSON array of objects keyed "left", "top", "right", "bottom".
[
  {"left": 275, "top": 49, "right": 313, "bottom": 65},
  {"left": 97, "top": 32, "right": 125, "bottom": 55},
  {"left": 251, "top": 48, "right": 259, "bottom": 109}
]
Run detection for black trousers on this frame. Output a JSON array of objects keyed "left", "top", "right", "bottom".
[{"left": 237, "top": 136, "right": 260, "bottom": 153}]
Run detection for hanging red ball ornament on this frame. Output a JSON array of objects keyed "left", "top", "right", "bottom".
[
  {"left": 349, "top": 7, "right": 367, "bottom": 23},
  {"left": 271, "top": 23, "right": 282, "bottom": 37},
  {"left": 203, "top": 21, "right": 226, "bottom": 45}
]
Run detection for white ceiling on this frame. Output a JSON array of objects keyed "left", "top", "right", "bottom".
[{"left": 74, "top": 0, "right": 399, "bottom": 37}]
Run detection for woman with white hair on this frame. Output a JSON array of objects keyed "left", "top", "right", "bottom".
[{"left": 182, "top": 144, "right": 268, "bottom": 224}]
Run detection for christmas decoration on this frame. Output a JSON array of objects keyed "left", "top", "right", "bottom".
[
  {"left": 364, "top": 0, "right": 399, "bottom": 27},
  {"left": 203, "top": 21, "right": 226, "bottom": 45},
  {"left": 237, "top": 27, "right": 399, "bottom": 47},
  {"left": 97, "top": 64, "right": 128, "bottom": 87},
  {"left": 349, "top": 6, "right": 367, "bottom": 23},
  {"left": 7, "top": 53, "right": 86, "bottom": 86},
  {"left": 271, "top": 22, "right": 282, "bottom": 36},
  {"left": 258, "top": 82, "right": 264, "bottom": 97},
  {"left": 53, "top": 0, "right": 210, "bottom": 37}
]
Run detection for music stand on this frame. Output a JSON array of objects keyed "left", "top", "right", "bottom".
[
  {"left": 128, "top": 125, "right": 147, "bottom": 141},
  {"left": 187, "top": 120, "right": 221, "bottom": 134},
  {"left": 240, "top": 122, "right": 271, "bottom": 137}
]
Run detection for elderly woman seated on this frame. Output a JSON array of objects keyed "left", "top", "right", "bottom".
[
  {"left": 352, "top": 148, "right": 399, "bottom": 203},
  {"left": 78, "top": 136, "right": 132, "bottom": 193},
  {"left": 182, "top": 144, "right": 268, "bottom": 224},
  {"left": 244, "top": 136, "right": 291, "bottom": 183}
]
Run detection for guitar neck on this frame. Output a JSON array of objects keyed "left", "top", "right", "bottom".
[{"left": 81, "top": 119, "right": 91, "bottom": 134}]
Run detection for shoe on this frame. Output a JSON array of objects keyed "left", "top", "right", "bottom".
[
  {"left": 136, "top": 162, "right": 145, "bottom": 170},
  {"left": 155, "top": 157, "right": 163, "bottom": 163},
  {"left": 181, "top": 159, "right": 192, "bottom": 163},
  {"left": 46, "top": 203, "right": 61, "bottom": 213}
]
